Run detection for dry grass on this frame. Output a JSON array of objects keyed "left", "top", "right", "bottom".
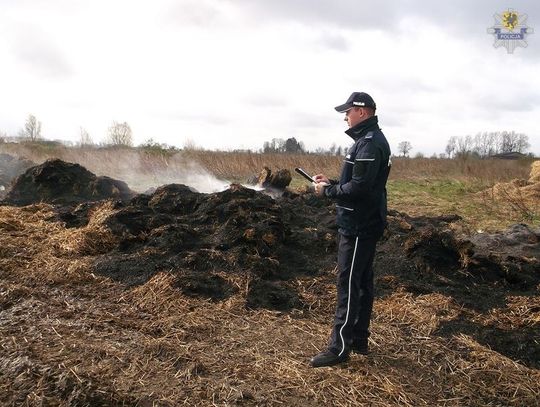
[
  {"left": 474, "top": 162, "right": 540, "bottom": 227},
  {"left": 48, "top": 201, "right": 120, "bottom": 256},
  {"left": 530, "top": 161, "right": 540, "bottom": 183},
  {"left": 389, "top": 157, "right": 533, "bottom": 183},
  {"left": 1, "top": 204, "right": 539, "bottom": 406},
  {"left": 477, "top": 296, "right": 540, "bottom": 329},
  {"left": 1, "top": 141, "right": 533, "bottom": 184}
]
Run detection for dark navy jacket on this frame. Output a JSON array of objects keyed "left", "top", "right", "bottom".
[{"left": 324, "top": 116, "right": 391, "bottom": 237}]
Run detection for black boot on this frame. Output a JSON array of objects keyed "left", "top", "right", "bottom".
[
  {"left": 350, "top": 339, "right": 368, "bottom": 355},
  {"left": 310, "top": 349, "right": 349, "bottom": 368}
]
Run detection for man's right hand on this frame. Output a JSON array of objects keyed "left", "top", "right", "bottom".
[{"left": 314, "top": 174, "right": 330, "bottom": 184}]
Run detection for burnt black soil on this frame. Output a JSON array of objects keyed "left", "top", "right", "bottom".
[
  {"left": 378, "top": 212, "right": 540, "bottom": 310},
  {"left": 376, "top": 211, "right": 540, "bottom": 368},
  {"left": 85, "top": 183, "right": 333, "bottom": 309}
]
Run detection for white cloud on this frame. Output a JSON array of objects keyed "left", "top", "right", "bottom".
[
  {"left": 0, "top": 0, "right": 538, "bottom": 155},
  {"left": 9, "top": 25, "right": 72, "bottom": 79}
]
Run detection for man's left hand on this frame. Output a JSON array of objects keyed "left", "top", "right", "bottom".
[{"left": 314, "top": 182, "right": 329, "bottom": 196}]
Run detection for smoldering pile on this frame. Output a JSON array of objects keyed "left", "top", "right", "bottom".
[
  {"left": 2, "top": 159, "right": 538, "bottom": 315},
  {"left": 71, "top": 183, "right": 319, "bottom": 309},
  {"left": 0, "top": 159, "right": 330, "bottom": 309},
  {"left": 2, "top": 159, "right": 134, "bottom": 206}
]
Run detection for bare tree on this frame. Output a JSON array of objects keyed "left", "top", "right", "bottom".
[
  {"left": 500, "top": 131, "right": 516, "bottom": 153},
  {"left": 262, "top": 138, "right": 286, "bottom": 153},
  {"left": 79, "top": 127, "right": 93, "bottom": 146},
  {"left": 456, "top": 135, "right": 473, "bottom": 157},
  {"left": 183, "top": 137, "right": 199, "bottom": 151},
  {"left": 329, "top": 143, "right": 337, "bottom": 155},
  {"left": 473, "top": 132, "right": 498, "bottom": 157},
  {"left": 19, "top": 114, "right": 42, "bottom": 141},
  {"left": 487, "top": 132, "right": 500, "bottom": 155},
  {"left": 515, "top": 133, "right": 530, "bottom": 153},
  {"left": 499, "top": 131, "right": 530, "bottom": 153},
  {"left": 397, "top": 141, "right": 412, "bottom": 157},
  {"left": 107, "top": 121, "right": 133, "bottom": 146},
  {"left": 272, "top": 138, "right": 286, "bottom": 152},
  {"left": 445, "top": 136, "right": 457, "bottom": 158}
]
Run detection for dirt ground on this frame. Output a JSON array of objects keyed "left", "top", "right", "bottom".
[{"left": 1, "top": 159, "right": 539, "bottom": 406}]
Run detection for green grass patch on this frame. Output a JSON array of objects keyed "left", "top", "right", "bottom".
[
  {"left": 286, "top": 177, "right": 539, "bottom": 232},
  {"left": 388, "top": 178, "right": 539, "bottom": 232}
]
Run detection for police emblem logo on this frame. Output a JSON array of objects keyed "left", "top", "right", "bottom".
[
  {"left": 487, "top": 9, "right": 534, "bottom": 54},
  {"left": 502, "top": 11, "right": 518, "bottom": 31}
]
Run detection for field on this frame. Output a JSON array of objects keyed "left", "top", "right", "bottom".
[
  {"left": 1, "top": 142, "right": 538, "bottom": 230},
  {"left": 1, "top": 143, "right": 539, "bottom": 406}
]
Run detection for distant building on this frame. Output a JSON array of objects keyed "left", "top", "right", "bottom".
[{"left": 490, "top": 152, "right": 527, "bottom": 160}]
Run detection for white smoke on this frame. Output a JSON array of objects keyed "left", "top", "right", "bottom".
[
  {"left": 124, "top": 154, "right": 232, "bottom": 194},
  {"left": 0, "top": 147, "right": 263, "bottom": 196},
  {"left": 89, "top": 151, "right": 262, "bottom": 194},
  {"left": 125, "top": 155, "right": 265, "bottom": 194}
]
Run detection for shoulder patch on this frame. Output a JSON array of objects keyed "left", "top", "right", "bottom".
[{"left": 365, "top": 135, "right": 373, "bottom": 140}]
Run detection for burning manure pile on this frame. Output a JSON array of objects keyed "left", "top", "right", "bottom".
[
  {"left": 1, "top": 159, "right": 332, "bottom": 310},
  {"left": 66, "top": 182, "right": 333, "bottom": 310},
  {"left": 2, "top": 159, "right": 134, "bottom": 206}
]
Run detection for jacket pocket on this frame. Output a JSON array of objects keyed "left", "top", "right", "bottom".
[{"left": 335, "top": 204, "right": 358, "bottom": 233}]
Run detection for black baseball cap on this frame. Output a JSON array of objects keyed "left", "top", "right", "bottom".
[{"left": 335, "top": 92, "right": 376, "bottom": 113}]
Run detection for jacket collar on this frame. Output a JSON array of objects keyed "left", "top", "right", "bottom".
[{"left": 345, "top": 115, "right": 379, "bottom": 141}]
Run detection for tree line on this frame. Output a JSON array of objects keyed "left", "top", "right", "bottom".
[
  {"left": 261, "top": 137, "right": 349, "bottom": 155},
  {"left": 445, "top": 131, "right": 530, "bottom": 158},
  {"left": 396, "top": 132, "right": 531, "bottom": 159},
  {"left": 10, "top": 115, "right": 345, "bottom": 154},
  {"left": 2, "top": 115, "right": 534, "bottom": 158},
  {"left": 10, "top": 114, "right": 134, "bottom": 147}
]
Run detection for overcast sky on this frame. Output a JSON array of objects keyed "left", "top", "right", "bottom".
[{"left": 0, "top": 0, "right": 538, "bottom": 155}]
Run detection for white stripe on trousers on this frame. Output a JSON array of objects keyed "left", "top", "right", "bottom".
[{"left": 338, "top": 236, "right": 359, "bottom": 357}]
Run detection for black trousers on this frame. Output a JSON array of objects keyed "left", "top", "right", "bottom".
[{"left": 328, "top": 233, "right": 378, "bottom": 356}]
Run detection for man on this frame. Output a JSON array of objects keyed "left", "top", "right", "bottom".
[{"left": 310, "top": 91, "right": 391, "bottom": 368}]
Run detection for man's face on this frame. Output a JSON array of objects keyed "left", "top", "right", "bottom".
[{"left": 344, "top": 107, "right": 366, "bottom": 128}]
